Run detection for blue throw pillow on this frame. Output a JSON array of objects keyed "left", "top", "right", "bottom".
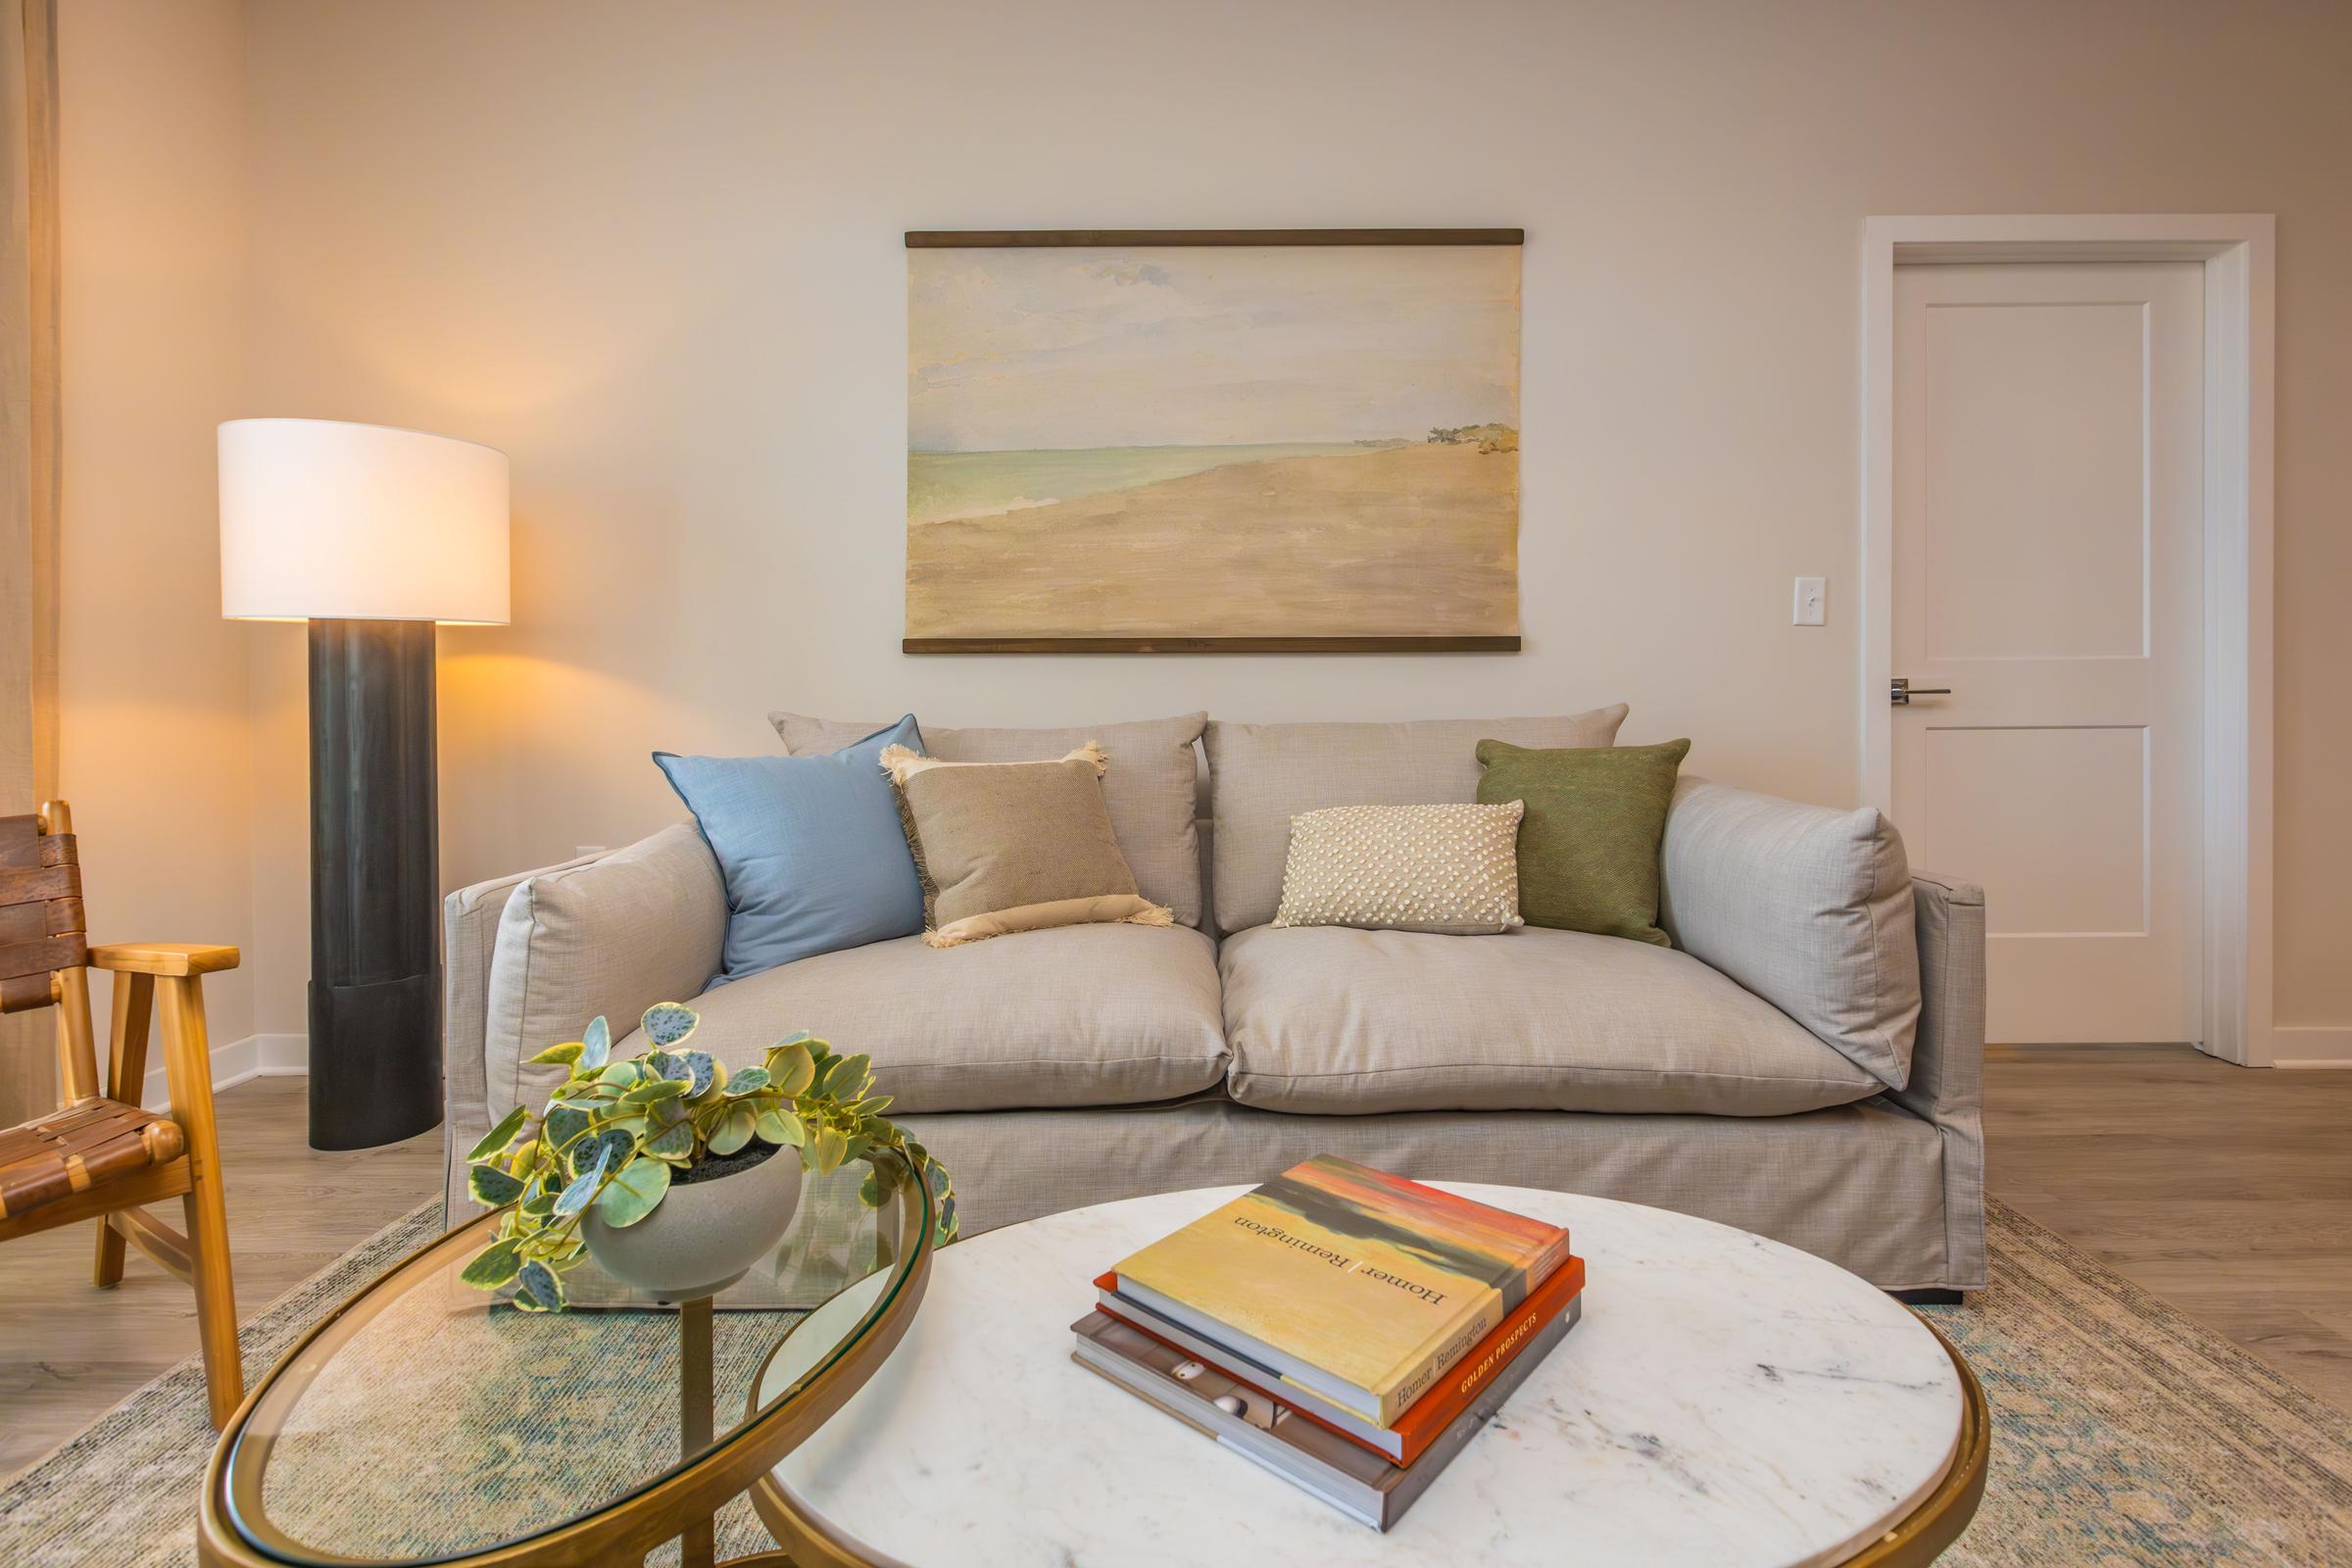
[{"left": 654, "top": 715, "right": 926, "bottom": 983}]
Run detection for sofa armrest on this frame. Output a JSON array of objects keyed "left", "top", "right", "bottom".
[
  {"left": 1887, "top": 871, "right": 1984, "bottom": 1124},
  {"left": 443, "top": 825, "right": 727, "bottom": 1221},
  {"left": 443, "top": 849, "right": 605, "bottom": 1212},
  {"left": 1889, "top": 869, "right": 1987, "bottom": 1290},
  {"left": 482, "top": 823, "right": 725, "bottom": 1109}
]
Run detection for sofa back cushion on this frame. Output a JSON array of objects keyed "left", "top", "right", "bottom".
[
  {"left": 1204, "top": 706, "right": 1628, "bottom": 934},
  {"left": 1657, "top": 778, "right": 1920, "bottom": 1088},
  {"left": 773, "top": 710, "right": 1208, "bottom": 928},
  {"left": 485, "top": 824, "right": 726, "bottom": 1117}
]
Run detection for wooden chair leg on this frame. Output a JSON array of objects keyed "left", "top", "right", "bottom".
[
  {"left": 93, "top": 970, "right": 157, "bottom": 1288},
  {"left": 160, "top": 973, "right": 243, "bottom": 1427}
]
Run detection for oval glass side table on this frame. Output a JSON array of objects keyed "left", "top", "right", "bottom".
[{"left": 197, "top": 1168, "right": 932, "bottom": 1568}]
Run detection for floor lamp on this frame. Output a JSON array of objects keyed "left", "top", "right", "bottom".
[{"left": 220, "top": 419, "right": 510, "bottom": 1151}]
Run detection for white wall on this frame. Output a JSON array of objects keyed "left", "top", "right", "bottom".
[
  {"left": 71, "top": 0, "right": 2352, "bottom": 1045},
  {"left": 56, "top": 0, "right": 256, "bottom": 1051}
]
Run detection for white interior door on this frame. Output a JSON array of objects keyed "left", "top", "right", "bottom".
[{"left": 1891, "top": 262, "right": 2204, "bottom": 1045}]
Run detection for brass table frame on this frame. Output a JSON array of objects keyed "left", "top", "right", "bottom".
[
  {"left": 196, "top": 1182, "right": 934, "bottom": 1568},
  {"left": 748, "top": 1310, "right": 1989, "bottom": 1568}
]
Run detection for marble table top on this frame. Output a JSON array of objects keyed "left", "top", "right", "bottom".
[{"left": 760, "top": 1184, "right": 1964, "bottom": 1567}]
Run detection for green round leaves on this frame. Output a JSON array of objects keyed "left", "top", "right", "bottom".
[
  {"left": 460, "top": 1238, "right": 523, "bottom": 1288},
  {"left": 579, "top": 1015, "right": 612, "bottom": 1072},
  {"left": 643, "top": 1120, "right": 697, "bottom": 1161},
  {"left": 753, "top": 1107, "right": 806, "bottom": 1147},
  {"left": 466, "top": 1104, "right": 530, "bottom": 1164},
  {"left": 573, "top": 1127, "right": 636, "bottom": 1177},
  {"left": 641, "top": 1003, "right": 699, "bottom": 1049},
  {"left": 765, "top": 1041, "right": 816, "bottom": 1097},
  {"left": 544, "top": 1104, "right": 592, "bottom": 1155},
  {"left": 461, "top": 997, "right": 955, "bottom": 1312},
  {"left": 466, "top": 1164, "right": 527, "bottom": 1208},
  {"left": 709, "top": 1104, "right": 757, "bottom": 1156},
  {"left": 595, "top": 1157, "right": 670, "bottom": 1228},
  {"left": 554, "top": 1144, "right": 612, "bottom": 1218}
]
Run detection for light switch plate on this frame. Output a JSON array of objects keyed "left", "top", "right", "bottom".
[
  {"left": 574, "top": 845, "right": 609, "bottom": 858},
  {"left": 1792, "top": 576, "right": 1827, "bottom": 626}
]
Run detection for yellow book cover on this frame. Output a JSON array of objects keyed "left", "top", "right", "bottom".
[{"left": 1108, "top": 1155, "right": 1572, "bottom": 1427}]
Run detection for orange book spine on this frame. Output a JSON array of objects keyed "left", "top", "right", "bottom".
[
  {"left": 1385, "top": 1252, "right": 1583, "bottom": 1463},
  {"left": 1094, "top": 1252, "right": 1585, "bottom": 1468}
]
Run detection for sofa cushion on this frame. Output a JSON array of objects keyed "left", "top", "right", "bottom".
[
  {"left": 774, "top": 710, "right": 1207, "bottom": 928},
  {"left": 1205, "top": 707, "right": 1627, "bottom": 933},
  {"left": 615, "top": 922, "right": 1227, "bottom": 1113},
  {"left": 1476, "top": 736, "right": 1690, "bottom": 946},
  {"left": 1272, "top": 802, "right": 1525, "bottom": 935},
  {"left": 1658, "top": 778, "right": 1920, "bottom": 1089},
  {"left": 1218, "top": 923, "right": 1882, "bottom": 1116},
  {"left": 485, "top": 824, "right": 727, "bottom": 1117},
  {"left": 655, "top": 715, "right": 927, "bottom": 981},
  {"left": 881, "top": 742, "right": 1170, "bottom": 946}
]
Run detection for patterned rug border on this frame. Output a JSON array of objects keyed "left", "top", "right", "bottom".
[
  {"left": 5, "top": 1196, "right": 449, "bottom": 1485},
  {"left": 1984, "top": 1197, "right": 2347, "bottom": 1431},
  {"left": 1976, "top": 1197, "right": 2352, "bottom": 1511}
]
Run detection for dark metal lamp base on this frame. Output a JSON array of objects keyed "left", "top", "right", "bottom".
[{"left": 307, "top": 619, "right": 444, "bottom": 1151}]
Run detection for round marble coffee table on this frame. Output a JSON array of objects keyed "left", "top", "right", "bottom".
[{"left": 751, "top": 1184, "right": 1986, "bottom": 1567}]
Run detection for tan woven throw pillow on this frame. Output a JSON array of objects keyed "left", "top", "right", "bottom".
[
  {"left": 1271, "top": 801, "right": 1527, "bottom": 935},
  {"left": 880, "top": 743, "right": 1173, "bottom": 948}
]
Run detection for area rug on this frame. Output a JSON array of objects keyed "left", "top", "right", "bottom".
[{"left": 4, "top": 1197, "right": 2349, "bottom": 1566}]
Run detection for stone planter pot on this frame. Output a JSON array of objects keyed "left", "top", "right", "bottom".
[{"left": 582, "top": 1143, "right": 804, "bottom": 1302}]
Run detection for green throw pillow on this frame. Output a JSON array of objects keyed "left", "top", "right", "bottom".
[{"left": 1474, "top": 737, "right": 1692, "bottom": 946}]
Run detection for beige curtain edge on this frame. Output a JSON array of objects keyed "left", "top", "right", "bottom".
[
  {"left": 1, "top": 0, "right": 61, "bottom": 1123},
  {"left": 23, "top": 0, "right": 58, "bottom": 804}
]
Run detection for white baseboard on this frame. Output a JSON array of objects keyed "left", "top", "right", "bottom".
[
  {"left": 2272, "top": 1025, "right": 2352, "bottom": 1068},
  {"left": 140, "top": 1033, "right": 308, "bottom": 1109}
]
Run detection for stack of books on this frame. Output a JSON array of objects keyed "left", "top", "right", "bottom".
[{"left": 1071, "top": 1155, "right": 1585, "bottom": 1530}]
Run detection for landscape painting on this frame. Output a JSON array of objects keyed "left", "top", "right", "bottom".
[{"left": 905, "top": 232, "right": 1521, "bottom": 649}]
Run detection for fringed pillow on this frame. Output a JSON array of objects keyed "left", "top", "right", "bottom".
[{"left": 880, "top": 743, "right": 1173, "bottom": 949}]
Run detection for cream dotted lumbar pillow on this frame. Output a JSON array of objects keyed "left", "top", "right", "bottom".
[{"left": 1270, "top": 802, "right": 1526, "bottom": 935}]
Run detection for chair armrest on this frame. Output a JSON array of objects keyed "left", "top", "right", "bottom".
[{"left": 89, "top": 943, "right": 241, "bottom": 977}]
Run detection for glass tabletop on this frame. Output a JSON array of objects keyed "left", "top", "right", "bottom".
[{"left": 214, "top": 1166, "right": 928, "bottom": 1565}]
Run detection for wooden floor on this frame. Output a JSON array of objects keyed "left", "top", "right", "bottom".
[
  {"left": 1, "top": 1048, "right": 2348, "bottom": 1480},
  {"left": 1983, "top": 1042, "right": 2352, "bottom": 1415},
  {"left": 0, "top": 1077, "right": 442, "bottom": 1478}
]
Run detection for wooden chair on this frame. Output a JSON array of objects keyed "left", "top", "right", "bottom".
[{"left": 0, "top": 801, "right": 245, "bottom": 1428}]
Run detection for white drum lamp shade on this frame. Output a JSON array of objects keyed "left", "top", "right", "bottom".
[{"left": 220, "top": 418, "right": 511, "bottom": 623}]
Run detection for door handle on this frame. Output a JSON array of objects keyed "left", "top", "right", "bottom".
[{"left": 1889, "top": 677, "right": 1951, "bottom": 707}]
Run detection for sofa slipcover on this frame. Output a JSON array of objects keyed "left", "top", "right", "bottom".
[
  {"left": 617, "top": 921, "right": 1228, "bottom": 1114},
  {"left": 1219, "top": 923, "right": 1883, "bottom": 1116}
]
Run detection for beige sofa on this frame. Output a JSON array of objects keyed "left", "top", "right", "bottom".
[{"left": 441, "top": 710, "right": 1985, "bottom": 1294}]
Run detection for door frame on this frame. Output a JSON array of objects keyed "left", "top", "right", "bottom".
[{"left": 1858, "top": 215, "right": 2276, "bottom": 1065}]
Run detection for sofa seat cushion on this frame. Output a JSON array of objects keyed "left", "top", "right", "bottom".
[
  {"left": 1218, "top": 924, "right": 1882, "bottom": 1116},
  {"left": 616, "top": 922, "right": 1228, "bottom": 1113}
]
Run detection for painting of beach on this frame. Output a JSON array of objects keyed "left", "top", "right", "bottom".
[{"left": 906, "top": 235, "right": 1521, "bottom": 647}]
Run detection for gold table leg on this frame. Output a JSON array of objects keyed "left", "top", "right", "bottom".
[{"left": 682, "top": 1296, "right": 715, "bottom": 1568}]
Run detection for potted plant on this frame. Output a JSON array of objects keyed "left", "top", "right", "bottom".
[{"left": 459, "top": 1003, "right": 957, "bottom": 1308}]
